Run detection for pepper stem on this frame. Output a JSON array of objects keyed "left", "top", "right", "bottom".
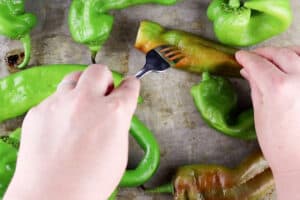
[
  {"left": 146, "top": 183, "right": 174, "bottom": 194},
  {"left": 229, "top": 0, "right": 240, "bottom": 8},
  {"left": 18, "top": 34, "right": 31, "bottom": 69},
  {"left": 91, "top": 51, "right": 97, "bottom": 64}
]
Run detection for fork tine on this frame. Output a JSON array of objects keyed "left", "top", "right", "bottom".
[
  {"left": 164, "top": 50, "right": 182, "bottom": 58},
  {"left": 159, "top": 46, "right": 178, "bottom": 53},
  {"left": 168, "top": 54, "right": 185, "bottom": 62}
]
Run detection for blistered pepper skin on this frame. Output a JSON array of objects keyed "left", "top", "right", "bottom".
[
  {"left": 174, "top": 153, "right": 273, "bottom": 200},
  {"left": 135, "top": 21, "right": 242, "bottom": 77},
  {"left": 191, "top": 72, "right": 256, "bottom": 140},
  {"left": 0, "top": 0, "right": 37, "bottom": 68},
  {"left": 68, "top": 0, "right": 178, "bottom": 62},
  {"left": 207, "top": 0, "right": 293, "bottom": 46},
  {"left": 150, "top": 153, "right": 274, "bottom": 200}
]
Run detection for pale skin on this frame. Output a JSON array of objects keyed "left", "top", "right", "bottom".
[
  {"left": 3, "top": 47, "right": 300, "bottom": 200},
  {"left": 236, "top": 46, "right": 300, "bottom": 200}
]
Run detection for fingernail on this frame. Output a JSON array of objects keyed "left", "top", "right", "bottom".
[
  {"left": 240, "top": 69, "right": 249, "bottom": 79},
  {"left": 235, "top": 50, "right": 247, "bottom": 60}
]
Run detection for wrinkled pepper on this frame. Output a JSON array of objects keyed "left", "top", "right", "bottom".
[
  {"left": 0, "top": 128, "right": 21, "bottom": 198},
  {"left": 68, "top": 0, "right": 178, "bottom": 63},
  {"left": 149, "top": 152, "right": 274, "bottom": 200},
  {"left": 191, "top": 72, "right": 256, "bottom": 140},
  {"left": 135, "top": 20, "right": 242, "bottom": 77},
  {"left": 0, "top": 65, "right": 159, "bottom": 198},
  {"left": 0, "top": 0, "right": 37, "bottom": 68},
  {"left": 207, "top": 0, "right": 293, "bottom": 46}
]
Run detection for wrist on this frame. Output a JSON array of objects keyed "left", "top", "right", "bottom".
[
  {"left": 273, "top": 170, "right": 300, "bottom": 200},
  {"left": 4, "top": 170, "right": 111, "bottom": 200}
]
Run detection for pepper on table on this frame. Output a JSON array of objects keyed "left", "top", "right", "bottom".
[
  {"left": 0, "top": 129, "right": 21, "bottom": 198},
  {"left": 68, "top": 0, "right": 178, "bottom": 64},
  {"left": 135, "top": 20, "right": 242, "bottom": 77},
  {"left": 191, "top": 72, "right": 256, "bottom": 140},
  {"left": 0, "top": 65, "right": 159, "bottom": 199},
  {"left": 0, "top": 0, "right": 37, "bottom": 68},
  {"left": 148, "top": 152, "right": 274, "bottom": 200},
  {"left": 207, "top": 0, "right": 293, "bottom": 46}
]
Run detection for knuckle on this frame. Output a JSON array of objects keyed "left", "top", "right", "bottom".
[
  {"left": 277, "top": 48, "right": 293, "bottom": 58},
  {"left": 71, "top": 91, "right": 90, "bottom": 110},
  {"left": 274, "top": 76, "right": 289, "bottom": 94},
  {"left": 107, "top": 97, "right": 125, "bottom": 114}
]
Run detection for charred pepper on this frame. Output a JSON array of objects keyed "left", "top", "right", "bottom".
[
  {"left": 135, "top": 20, "right": 242, "bottom": 77},
  {"left": 191, "top": 72, "right": 256, "bottom": 140},
  {"left": 149, "top": 152, "right": 274, "bottom": 200},
  {"left": 0, "top": 0, "right": 37, "bottom": 68},
  {"left": 68, "top": 0, "right": 178, "bottom": 63},
  {"left": 207, "top": 0, "right": 293, "bottom": 46}
]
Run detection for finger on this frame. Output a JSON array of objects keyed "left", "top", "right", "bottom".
[
  {"left": 254, "top": 47, "right": 300, "bottom": 74},
  {"left": 235, "top": 50, "right": 284, "bottom": 92},
  {"left": 289, "top": 46, "right": 300, "bottom": 56},
  {"left": 76, "top": 64, "right": 114, "bottom": 95},
  {"left": 57, "top": 71, "right": 82, "bottom": 92},
  {"left": 109, "top": 77, "right": 140, "bottom": 114},
  {"left": 240, "top": 69, "right": 262, "bottom": 108}
]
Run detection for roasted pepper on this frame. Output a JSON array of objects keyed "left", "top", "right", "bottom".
[
  {"left": 0, "top": 128, "right": 20, "bottom": 198},
  {"left": 191, "top": 72, "right": 255, "bottom": 140},
  {"left": 68, "top": 0, "right": 178, "bottom": 63},
  {"left": 149, "top": 152, "right": 274, "bottom": 200},
  {"left": 207, "top": 0, "right": 293, "bottom": 46},
  {"left": 0, "top": 0, "right": 37, "bottom": 68},
  {"left": 0, "top": 65, "right": 159, "bottom": 198},
  {"left": 135, "top": 20, "right": 242, "bottom": 77}
]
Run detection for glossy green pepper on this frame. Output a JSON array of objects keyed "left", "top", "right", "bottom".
[
  {"left": 0, "top": 0, "right": 37, "bottom": 68},
  {"left": 0, "top": 128, "right": 21, "bottom": 198},
  {"left": 0, "top": 64, "right": 143, "bottom": 122},
  {"left": 207, "top": 0, "right": 293, "bottom": 46},
  {"left": 148, "top": 152, "right": 274, "bottom": 200},
  {"left": 191, "top": 72, "right": 256, "bottom": 140},
  {"left": 68, "top": 0, "right": 178, "bottom": 63},
  {"left": 135, "top": 20, "right": 242, "bottom": 77},
  {"left": 0, "top": 65, "right": 159, "bottom": 198}
]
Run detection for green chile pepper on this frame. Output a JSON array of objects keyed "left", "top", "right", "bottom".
[
  {"left": 207, "top": 0, "right": 293, "bottom": 46},
  {"left": 0, "top": 128, "right": 20, "bottom": 198},
  {"left": 0, "top": 64, "right": 143, "bottom": 122},
  {"left": 149, "top": 152, "right": 274, "bottom": 200},
  {"left": 135, "top": 20, "right": 242, "bottom": 77},
  {"left": 191, "top": 72, "right": 256, "bottom": 140},
  {"left": 0, "top": 0, "right": 37, "bottom": 68},
  {"left": 68, "top": 0, "right": 178, "bottom": 63},
  {"left": 69, "top": 0, "right": 177, "bottom": 63}
]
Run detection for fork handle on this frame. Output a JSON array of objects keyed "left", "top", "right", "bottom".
[{"left": 135, "top": 65, "right": 151, "bottom": 79}]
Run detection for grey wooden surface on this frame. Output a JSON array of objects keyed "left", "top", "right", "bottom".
[{"left": 0, "top": 0, "right": 299, "bottom": 199}]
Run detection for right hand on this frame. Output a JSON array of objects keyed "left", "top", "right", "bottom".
[{"left": 236, "top": 47, "right": 300, "bottom": 199}]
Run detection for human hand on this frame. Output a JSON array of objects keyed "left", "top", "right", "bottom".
[
  {"left": 236, "top": 47, "right": 300, "bottom": 199},
  {"left": 4, "top": 64, "right": 140, "bottom": 200}
]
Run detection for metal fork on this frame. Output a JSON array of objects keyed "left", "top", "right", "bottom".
[{"left": 135, "top": 45, "right": 185, "bottom": 79}]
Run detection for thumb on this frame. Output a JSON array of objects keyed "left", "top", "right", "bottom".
[{"left": 109, "top": 76, "right": 141, "bottom": 114}]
